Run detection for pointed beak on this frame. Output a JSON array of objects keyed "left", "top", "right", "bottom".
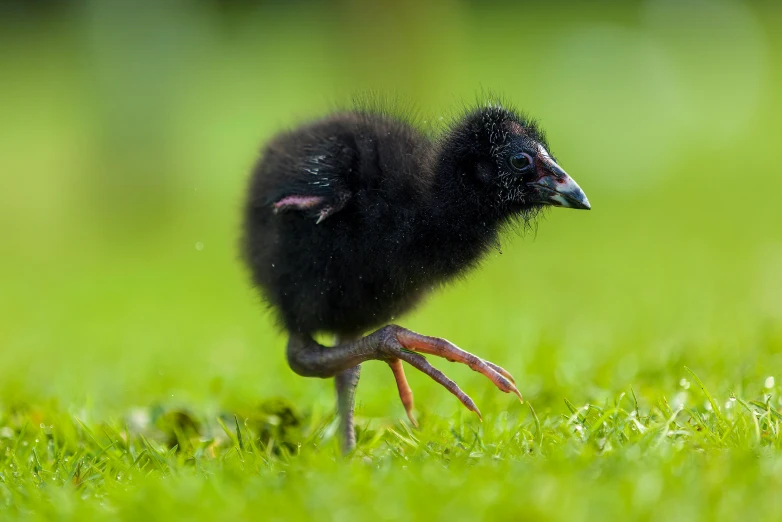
[{"left": 527, "top": 150, "right": 591, "bottom": 210}]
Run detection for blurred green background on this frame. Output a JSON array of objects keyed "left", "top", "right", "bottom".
[
  {"left": 3, "top": 1, "right": 782, "bottom": 520},
  {"left": 1, "top": 0, "right": 781, "bottom": 437}
]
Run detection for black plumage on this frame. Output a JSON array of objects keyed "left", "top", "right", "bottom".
[{"left": 242, "top": 99, "right": 590, "bottom": 452}]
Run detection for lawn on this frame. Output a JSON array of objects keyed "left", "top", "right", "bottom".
[{"left": 1, "top": 2, "right": 782, "bottom": 520}]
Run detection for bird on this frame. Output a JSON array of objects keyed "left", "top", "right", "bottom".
[{"left": 242, "top": 98, "right": 590, "bottom": 453}]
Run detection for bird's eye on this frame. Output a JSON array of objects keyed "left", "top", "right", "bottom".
[{"left": 509, "top": 152, "right": 533, "bottom": 172}]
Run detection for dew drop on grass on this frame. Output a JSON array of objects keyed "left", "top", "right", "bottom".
[
  {"left": 679, "top": 378, "right": 690, "bottom": 389},
  {"left": 765, "top": 376, "right": 775, "bottom": 388}
]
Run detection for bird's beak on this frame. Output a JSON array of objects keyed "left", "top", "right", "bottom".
[{"left": 527, "top": 149, "right": 591, "bottom": 210}]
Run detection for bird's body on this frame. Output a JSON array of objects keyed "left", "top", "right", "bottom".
[
  {"left": 244, "top": 111, "right": 505, "bottom": 336},
  {"left": 242, "top": 100, "right": 590, "bottom": 453}
]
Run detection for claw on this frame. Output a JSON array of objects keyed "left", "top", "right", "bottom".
[
  {"left": 486, "top": 361, "right": 517, "bottom": 385},
  {"left": 394, "top": 328, "right": 522, "bottom": 401},
  {"left": 315, "top": 206, "right": 335, "bottom": 225},
  {"left": 394, "top": 349, "right": 483, "bottom": 421}
]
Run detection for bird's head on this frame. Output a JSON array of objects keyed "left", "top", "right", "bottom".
[{"left": 437, "top": 103, "right": 590, "bottom": 217}]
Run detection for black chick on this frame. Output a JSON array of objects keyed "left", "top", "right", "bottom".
[{"left": 242, "top": 101, "right": 589, "bottom": 453}]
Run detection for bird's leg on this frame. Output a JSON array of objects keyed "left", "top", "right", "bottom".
[
  {"left": 334, "top": 335, "right": 362, "bottom": 453},
  {"left": 334, "top": 365, "right": 362, "bottom": 453},
  {"left": 286, "top": 325, "right": 521, "bottom": 452}
]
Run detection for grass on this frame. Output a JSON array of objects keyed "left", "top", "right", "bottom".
[
  {"left": 2, "top": 1, "right": 782, "bottom": 520},
  {"left": 3, "top": 373, "right": 782, "bottom": 520}
]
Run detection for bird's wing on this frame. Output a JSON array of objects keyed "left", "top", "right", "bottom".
[{"left": 271, "top": 135, "right": 356, "bottom": 224}]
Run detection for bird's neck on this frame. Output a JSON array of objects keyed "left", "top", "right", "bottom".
[{"left": 410, "top": 172, "right": 506, "bottom": 281}]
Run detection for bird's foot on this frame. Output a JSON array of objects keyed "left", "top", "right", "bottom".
[
  {"left": 376, "top": 325, "right": 522, "bottom": 424},
  {"left": 286, "top": 325, "right": 521, "bottom": 448}
]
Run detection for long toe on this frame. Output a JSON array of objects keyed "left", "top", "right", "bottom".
[
  {"left": 393, "top": 327, "right": 523, "bottom": 402},
  {"left": 388, "top": 359, "right": 418, "bottom": 427}
]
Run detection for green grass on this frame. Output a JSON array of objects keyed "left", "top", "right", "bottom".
[
  {"left": 3, "top": 374, "right": 782, "bottom": 520},
  {"left": 2, "top": 2, "right": 782, "bottom": 520}
]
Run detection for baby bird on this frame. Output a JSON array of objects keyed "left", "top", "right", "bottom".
[{"left": 242, "top": 100, "right": 590, "bottom": 453}]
